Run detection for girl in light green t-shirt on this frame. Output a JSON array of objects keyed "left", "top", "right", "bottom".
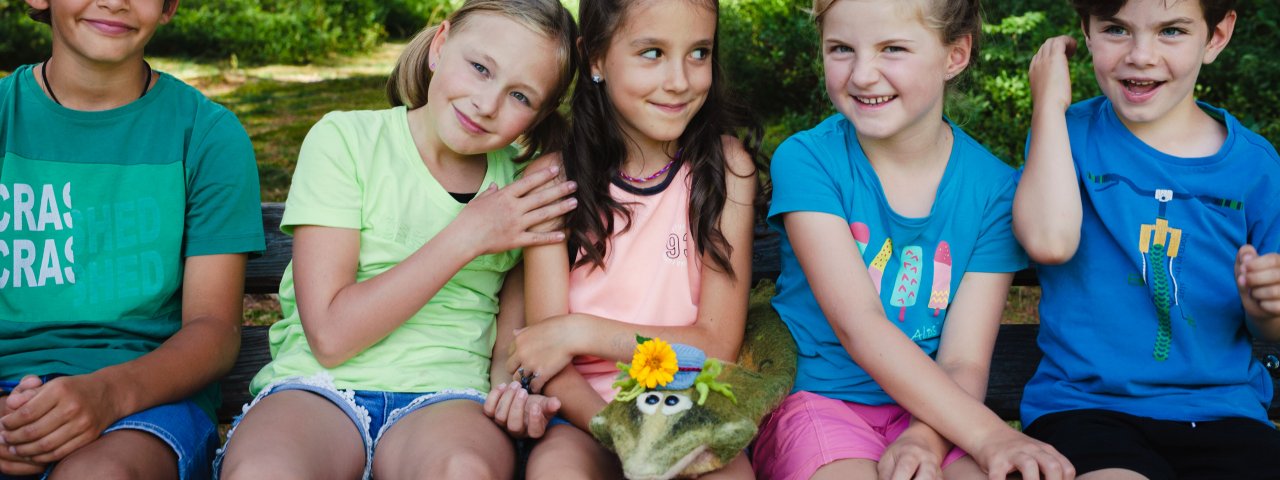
[{"left": 215, "top": 1, "right": 580, "bottom": 479}]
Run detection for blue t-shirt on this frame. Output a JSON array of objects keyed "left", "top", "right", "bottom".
[
  {"left": 769, "top": 114, "right": 1027, "bottom": 405},
  {"left": 1021, "top": 97, "right": 1280, "bottom": 427}
]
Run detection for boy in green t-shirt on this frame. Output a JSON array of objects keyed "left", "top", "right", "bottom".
[{"left": 0, "top": 1, "right": 264, "bottom": 478}]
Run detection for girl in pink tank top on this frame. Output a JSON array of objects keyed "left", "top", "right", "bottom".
[{"left": 480, "top": 0, "right": 761, "bottom": 477}]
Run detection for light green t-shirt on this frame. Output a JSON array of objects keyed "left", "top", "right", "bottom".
[
  {"left": 250, "top": 107, "right": 521, "bottom": 394},
  {"left": 0, "top": 65, "right": 266, "bottom": 420}
]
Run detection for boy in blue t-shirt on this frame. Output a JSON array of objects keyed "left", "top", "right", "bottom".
[
  {"left": 0, "top": 1, "right": 264, "bottom": 479},
  {"left": 1016, "top": 0, "right": 1280, "bottom": 477}
]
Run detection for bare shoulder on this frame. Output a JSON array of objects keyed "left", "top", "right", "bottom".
[{"left": 719, "top": 135, "right": 756, "bottom": 177}]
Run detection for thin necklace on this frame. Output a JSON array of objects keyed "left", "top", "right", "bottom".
[
  {"left": 618, "top": 149, "right": 681, "bottom": 183},
  {"left": 41, "top": 59, "right": 152, "bottom": 106}
]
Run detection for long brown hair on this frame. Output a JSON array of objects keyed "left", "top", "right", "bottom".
[{"left": 563, "top": 0, "right": 761, "bottom": 276}]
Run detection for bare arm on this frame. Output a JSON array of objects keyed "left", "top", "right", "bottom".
[
  {"left": 292, "top": 167, "right": 577, "bottom": 367},
  {"left": 0, "top": 253, "right": 247, "bottom": 462},
  {"left": 1014, "top": 35, "right": 1083, "bottom": 265},
  {"left": 784, "top": 212, "right": 1071, "bottom": 479},
  {"left": 511, "top": 139, "right": 756, "bottom": 390}
]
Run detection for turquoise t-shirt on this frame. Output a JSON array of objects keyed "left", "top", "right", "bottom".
[
  {"left": 250, "top": 107, "right": 522, "bottom": 395},
  {"left": 768, "top": 114, "right": 1027, "bottom": 405},
  {"left": 1022, "top": 97, "right": 1279, "bottom": 427},
  {"left": 0, "top": 64, "right": 266, "bottom": 419}
]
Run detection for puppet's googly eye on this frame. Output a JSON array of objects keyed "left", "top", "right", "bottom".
[
  {"left": 637, "top": 393, "right": 662, "bottom": 415},
  {"left": 659, "top": 394, "right": 693, "bottom": 415}
]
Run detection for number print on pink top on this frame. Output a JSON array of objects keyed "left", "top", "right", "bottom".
[{"left": 666, "top": 233, "right": 689, "bottom": 260}]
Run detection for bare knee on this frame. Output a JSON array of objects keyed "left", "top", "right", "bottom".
[
  {"left": 434, "top": 450, "right": 505, "bottom": 480},
  {"left": 49, "top": 453, "right": 171, "bottom": 480},
  {"left": 220, "top": 456, "right": 313, "bottom": 480}
]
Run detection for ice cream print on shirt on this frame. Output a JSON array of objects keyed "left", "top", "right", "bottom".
[
  {"left": 851, "top": 222, "right": 952, "bottom": 336},
  {"left": 1085, "top": 171, "right": 1243, "bottom": 361},
  {"left": 1, "top": 154, "right": 184, "bottom": 322}
]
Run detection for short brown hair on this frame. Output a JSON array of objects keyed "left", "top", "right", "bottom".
[{"left": 1072, "top": 0, "right": 1236, "bottom": 31}]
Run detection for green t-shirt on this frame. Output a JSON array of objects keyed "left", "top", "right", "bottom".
[
  {"left": 250, "top": 107, "right": 521, "bottom": 395},
  {"left": 0, "top": 65, "right": 266, "bottom": 419}
]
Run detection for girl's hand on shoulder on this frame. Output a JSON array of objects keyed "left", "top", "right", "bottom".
[
  {"left": 482, "top": 381, "right": 561, "bottom": 439},
  {"left": 973, "top": 430, "right": 1074, "bottom": 480},
  {"left": 452, "top": 166, "right": 578, "bottom": 255},
  {"left": 1029, "top": 35, "right": 1077, "bottom": 115},
  {"left": 504, "top": 315, "right": 580, "bottom": 394},
  {"left": 0, "top": 374, "right": 118, "bottom": 463}
]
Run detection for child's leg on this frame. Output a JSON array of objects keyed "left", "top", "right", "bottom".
[
  {"left": 751, "top": 392, "right": 901, "bottom": 480},
  {"left": 939, "top": 456, "right": 986, "bottom": 479},
  {"left": 525, "top": 424, "right": 621, "bottom": 479},
  {"left": 694, "top": 453, "right": 754, "bottom": 480},
  {"left": 811, "top": 459, "right": 878, "bottom": 479},
  {"left": 46, "top": 430, "right": 176, "bottom": 480},
  {"left": 218, "top": 390, "right": 365, "bottom": 480},
  {"left": 371, "top": 399, "right": 514, "bottom": 480},
  {"left": 48, "top": 399, "right": 215, "bottom": 480}
]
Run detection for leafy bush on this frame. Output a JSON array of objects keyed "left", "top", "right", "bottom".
[
  {"left": 384, "top": 0, "right": 457, "bottom": 39},
  {"left": 0, "top": 1, "right": 51, "bottom": 69},
  {"left": 149, "top": 0, "right": 386, "bottom": 65},
  {"left": 724, "top": 0, "right": 1280, "bottom": 165},
  {"left": 721, "top": 0, "right": 828, "bottom": 143}
]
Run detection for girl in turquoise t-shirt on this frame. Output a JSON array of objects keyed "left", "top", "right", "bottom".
[
  {"left": 750, "top": 1, "right": 1074, "bottom": 479},
  {"left": 214, "top": 1, "right": 579, "bottom": 479}
]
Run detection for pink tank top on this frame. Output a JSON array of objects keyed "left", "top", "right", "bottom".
[{"left": 569, "top": 163, "right": 702, "bottom": 401}]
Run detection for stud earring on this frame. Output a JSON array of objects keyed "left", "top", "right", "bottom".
[
  {"left": 430, "top": 62, "right": 436, "bottom": 71},
  {"left": 591, "top": 74, "right": 603, "bottom": 84}
]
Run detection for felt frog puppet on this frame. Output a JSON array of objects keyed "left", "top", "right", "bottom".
[{"left": 590, "top": 296, "right": 797, "bottom": 480}]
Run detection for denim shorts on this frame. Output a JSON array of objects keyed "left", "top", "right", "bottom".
[
  {"left": 213, "top": 373, "right": 486, "bottom": 480},
  {"left": 0, "top": 377, "right": 217, "bottom": 480}
]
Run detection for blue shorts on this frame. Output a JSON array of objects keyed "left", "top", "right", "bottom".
[
  {"left": 0, "top": 378, "right": 217, "bottom": 480},
  {"left": 213, "top": 374, "right": 486, "bottom": 480}
]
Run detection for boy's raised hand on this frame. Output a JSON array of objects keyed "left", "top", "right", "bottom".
[
  {"left": 451, "top": 166, "right": 578, "bottom": 256},
  {"left": 1030, "top": 36, "right": 1078, "bottom": 114},
  {"left": 0, "top": 374, "right": 118, "bottom": 464},
  {"left": 1236, "top": 245, "right": 1280, "bottom": 322},
  {"left": 483, "top": 381, "right": 561, "bottom": 439}
]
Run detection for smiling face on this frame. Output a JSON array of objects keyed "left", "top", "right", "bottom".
[
  {"left": 1083, "top": 0, "right": 1233, "bottom": 131},
  {"left": 424, "top": 12, "right": 562, "bottom": 156},
  {"left": 28, "top": 0, "right": 176, "bottom": 66},
  {"left": 819, "top": 0, "right": 969, "bottom": 145},
  {"left": 592, "top": 0, "right": 716, "bottom": 153}
]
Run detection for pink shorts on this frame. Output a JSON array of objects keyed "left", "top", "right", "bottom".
[{"left": 751, "top": 391, "right": 968, "bottom": 480}]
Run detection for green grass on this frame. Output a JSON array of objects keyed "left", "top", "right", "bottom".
[{"left": 155, "top": 42, "right": 404, "bottom": 202}]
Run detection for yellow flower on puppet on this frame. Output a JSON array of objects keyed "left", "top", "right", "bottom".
[
  {"left": 612, "top": 335, "right": 736, "bottom": 407},
  {"left": 628, "top": 338, "right": 679, "bottom": 389}
]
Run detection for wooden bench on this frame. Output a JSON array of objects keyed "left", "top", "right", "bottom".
[{"left": 219, "top": 203, "right": 1280, "bottom": 423}]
